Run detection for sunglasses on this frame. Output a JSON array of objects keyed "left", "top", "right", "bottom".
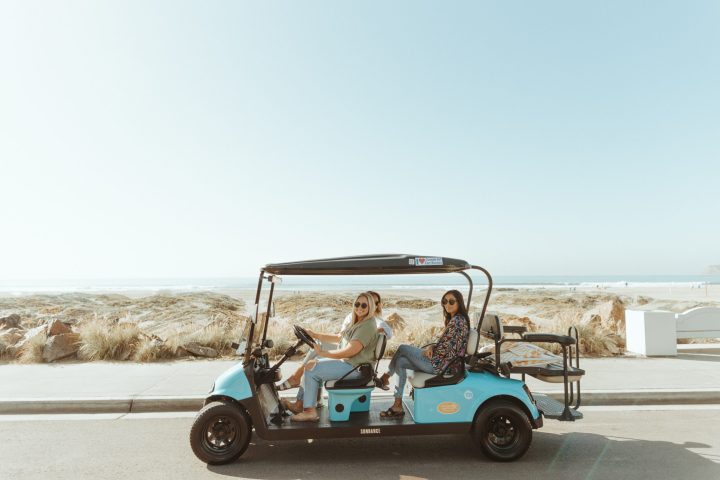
[
  {"left": 354, "top": 302, "right": 368, "bottom": 309},
  {"left": 441, "top": 298, "right": 457, "bottom": 306}
]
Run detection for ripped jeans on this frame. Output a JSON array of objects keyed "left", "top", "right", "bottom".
[
  {"left": 296, "top": 359, "right": 360, "bottom": 409},
  {"left": 300, "top": 341, "right": 338, "bottom": 366}
]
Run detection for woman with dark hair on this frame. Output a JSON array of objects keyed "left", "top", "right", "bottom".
[{"left": 379, "top": 289, "right": 470, "bottom": 418}]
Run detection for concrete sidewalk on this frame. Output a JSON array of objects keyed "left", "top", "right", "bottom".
[{"left": 1, "top": 345, "right": 719, "bottom": 414}]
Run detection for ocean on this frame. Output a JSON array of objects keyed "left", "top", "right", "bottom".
[{"left": 1, "top": 274, "right": 718, "bottom": 294}]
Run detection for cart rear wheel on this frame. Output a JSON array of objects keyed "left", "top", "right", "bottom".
[
  {"left": 190, "top": 401, "right": 252, "bottom": 465},
  {"left": 472, "top": 399, "right": 532, "bottom": 462}
]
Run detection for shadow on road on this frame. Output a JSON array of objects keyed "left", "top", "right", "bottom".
[{"left": 207, "top": 431, "right": 720, "bottom": 480}]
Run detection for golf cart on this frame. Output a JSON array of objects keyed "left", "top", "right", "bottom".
[{"left": 190, "top": 254, "right": 585, "bottom": 464}]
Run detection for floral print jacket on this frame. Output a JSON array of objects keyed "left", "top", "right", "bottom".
[{"left": 430, "top": 314, "right": 470, "bottom": 374}]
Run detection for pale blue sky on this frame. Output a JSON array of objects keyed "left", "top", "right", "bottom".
[{"left": 1, "top": 1, "right": 718, "bottom": 278}]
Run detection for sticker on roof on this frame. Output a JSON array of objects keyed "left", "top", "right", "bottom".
[{"left": 414, "top": 257, "right": 443, "bottom": 266}]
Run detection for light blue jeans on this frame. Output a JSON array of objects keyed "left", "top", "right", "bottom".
[
  {"left": 301, "top": 341, "right": 338, "bottom": 366},
  {"left": 297, "top": 359, "right": 360, "bottom": 409},
  {"left": 388, "top": 344, "right": 435, "bottom": 399}
]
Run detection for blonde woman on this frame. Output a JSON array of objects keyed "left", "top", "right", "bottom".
[
  {"left": 277, "top": 291, "right": 392, "bottom": 390},
  {"left": 283, "top": 292, "right": 380, "bottom": 422}
]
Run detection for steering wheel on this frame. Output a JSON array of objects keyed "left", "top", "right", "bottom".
[{"left": 293, "top": 325, "right": 316, "bottom": 348}]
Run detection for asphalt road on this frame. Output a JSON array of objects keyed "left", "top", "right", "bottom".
[{"left": 1, "top": 407, "right": 719, "bottom": 480}]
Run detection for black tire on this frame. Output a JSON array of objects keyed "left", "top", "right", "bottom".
[
  {"left": 472, "top": 399, "right": 533, "bottom": 462},
  {"left": 190, "top": 400, "right": 252, "bottom": 465}
]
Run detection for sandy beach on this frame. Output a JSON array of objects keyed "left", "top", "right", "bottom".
[{"left": 1, "top": 284, "right": 719, "bottom": 364}]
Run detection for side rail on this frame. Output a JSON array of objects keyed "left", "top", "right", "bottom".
[{"left": 567, "top": 326, "right": 581, "bottom": 410}]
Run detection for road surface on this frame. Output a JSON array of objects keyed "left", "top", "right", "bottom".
[{"left": 1, "top": 406, "right": 719, "bottom": 480}]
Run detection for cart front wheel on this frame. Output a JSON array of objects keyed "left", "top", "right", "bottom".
[
  {"left": 472, "top": 399, "right": 532, "bottom": 462},
  {"left": 190, "top": 400, "right": 252, "bottom": 465}
]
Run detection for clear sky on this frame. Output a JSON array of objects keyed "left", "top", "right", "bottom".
[{"left": 1, "top": 1, "right": 718, "bottom": 279}]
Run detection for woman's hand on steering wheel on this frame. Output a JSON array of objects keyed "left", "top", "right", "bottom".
[{"left": 293, "top": 325, "right": 316, "bottom": 348}]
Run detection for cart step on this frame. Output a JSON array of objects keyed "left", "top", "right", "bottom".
[{"left": 534, "top": 394, "right": 583, "bottom": 421}]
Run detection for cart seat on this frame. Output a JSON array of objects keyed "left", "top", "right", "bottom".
[
  {"left": 467, "top": 327, "right": 480, "bottom": 355},
  {"left": 325, "top": 375, "right": 375, "bottom": 389},
  {"left": 325, "top": 333, "right": 387, "bottom": 390},
  {"left": 408, "top": 328, "right": 478, "bottom": 389},
  {"left": 477, "top": 314, "right": 586, "bottom": 383},
  {"left": 508, "top": 362, "right": 585, "bottom": 383},
  {"left": 324, "top": 333, "right": 387, "bottom": 422},
  {"left": 479, "top": 313, "right": 503, "bottom": 341},
  {"left": 408, "top": 371, "right": 435, "bottom": 388}
]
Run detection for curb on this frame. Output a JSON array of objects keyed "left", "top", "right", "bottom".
[
  {"left": 2, "top": 390, "right": 720, "bottom": 414},
  {"left": 0, "top": 396, "right": 205, "bottom": 415},
  {"left": 537, "top": 389, "right": 720, "bottom": 406}
]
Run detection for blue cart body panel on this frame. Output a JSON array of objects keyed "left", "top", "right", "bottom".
[
  {"left": 413, "top": 371, "right": 539, "bottom": 423},
  {"left": 210, "top": 362, "right": 252, "bottom": 401},
  {"left": 209, "top": 363, "right": 540, "bottom": 426}
]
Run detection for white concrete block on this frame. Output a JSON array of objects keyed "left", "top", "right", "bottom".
[{"left": 625, "top": 310, "right": 677, "bottom": 356}]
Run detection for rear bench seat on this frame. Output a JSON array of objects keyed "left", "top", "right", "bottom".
[
  {"left": 480, "top": 314, "right": 585, "bottom": 382},
  {"left": 408, "top": 314, "right": 585, "bottom": 388}
]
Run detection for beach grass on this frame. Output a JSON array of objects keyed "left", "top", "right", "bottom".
[
  {"left": 2, "top": 288, "right": 704, "bottom": 364},
  {"left": 77, "top": 320, "right": 142, "bottom": 361},
  {"left": 18, "top": 332, "right": 47, "bottom": 363},
  {"left": 548, "top": 309, "right": 624, "bottom": 355},
  {"left": 133, "top": 336, "right": 175, "bottom": 361}
]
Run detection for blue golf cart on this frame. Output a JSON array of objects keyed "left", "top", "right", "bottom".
[{"left": 189, "top": 254, "right": 584, "bottom": 464}]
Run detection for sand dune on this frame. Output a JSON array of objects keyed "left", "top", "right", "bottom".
[{"left": 1, "top": 286, "right": 718, "bottom": 363}]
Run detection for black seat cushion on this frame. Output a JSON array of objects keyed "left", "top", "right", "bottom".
[{"left": 325, "top": 364, "right": 374, "bottom": 390}]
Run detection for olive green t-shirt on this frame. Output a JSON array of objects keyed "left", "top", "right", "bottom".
[{"left": 341, "top": 316, "right": 379, "bottom": 368}]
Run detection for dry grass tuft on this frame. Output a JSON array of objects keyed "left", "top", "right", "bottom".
[
  {"left": 263, "top": 320, "right": 296, "bottom": 358},
  {"left": 385, "top": 313, "right": 407, "bottom": 332},
  {"left": 547, "top": 309, "right": 624, "bottom": 356},
  {"left": 133, "top": 336, "right": 174, "bottom": 361},
  {"left": 384, "top": 322, "right": 443, "bottom": 357},
  {"left": 77, "top": 320, "right": 141, "bottom": 361},
  {"left": 18, "top": 333, "right": 47, "bottom": 363},
  {"left": 0, "top": 337, "right": 9, "bottom": 360},
  {"left": 171, "top": 324, "right": 234, "bottom": 350}
]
